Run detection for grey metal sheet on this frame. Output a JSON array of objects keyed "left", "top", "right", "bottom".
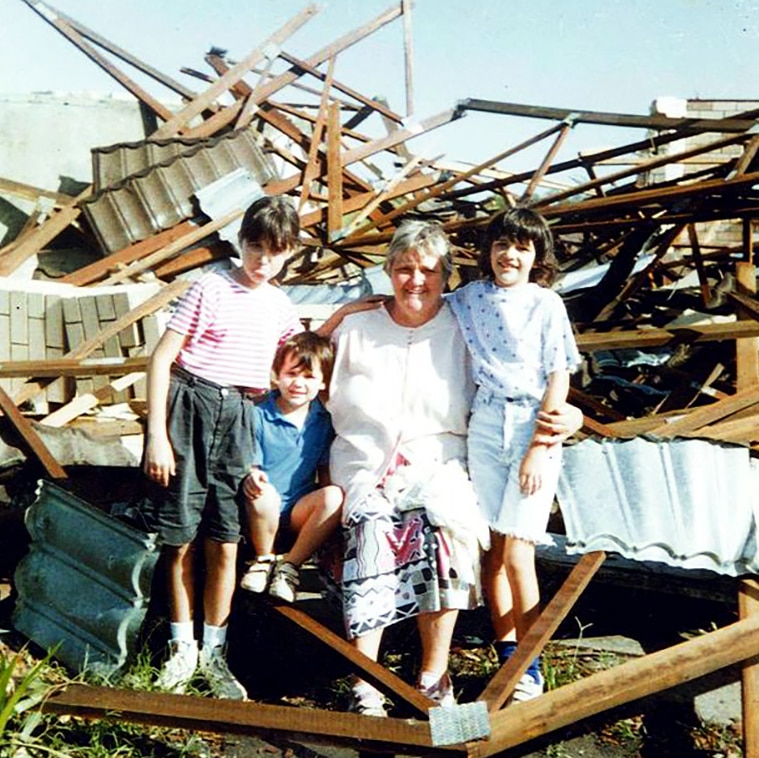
[{"left": 556, "top": 435, "right": 759, "bottom": 576}]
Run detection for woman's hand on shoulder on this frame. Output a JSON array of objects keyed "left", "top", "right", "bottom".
[
  {"left": 315, "top": 295, "right": 390, "bottom": 337},
  {"left": 534, "top": 403, "right": 583, "bottom": 444}
]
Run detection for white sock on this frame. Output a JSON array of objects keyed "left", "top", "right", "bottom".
[
  {"left": 169, "top": 621, "right": 195, "bottom": 646},
  {"left": 419, "top": 670, "right": 445, "bottom": 689},
  {"left": 202, "top": 622, "right": 227, "bottom": 650}
]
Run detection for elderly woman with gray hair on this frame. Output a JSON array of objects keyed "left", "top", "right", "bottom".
[{"left": 322, "top": 220, "right": 580, "bottom": 716}]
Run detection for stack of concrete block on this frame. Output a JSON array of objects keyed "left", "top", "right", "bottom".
[{"left": 0, "top": 279, "right": 165, "bottom": 408}]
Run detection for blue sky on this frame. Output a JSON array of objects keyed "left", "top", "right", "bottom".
[{"left": 2, "top": 0, "right": 759, "bottom": 173}]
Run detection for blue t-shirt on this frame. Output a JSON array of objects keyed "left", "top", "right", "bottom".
[{"left": 252, "top": 392, "right": 334, "bottom": 513}]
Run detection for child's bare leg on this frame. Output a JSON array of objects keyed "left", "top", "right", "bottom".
[
  {"left": 166, "top": 542, "right": 195, "bottom": 623},
  {"left": 245, "top": 482, "right": 281, "bottom": 556},
  {"left": 503, "top": 535, "right": 540, "bottom": 640},
  {"left": 203, "top": 538, "right": 238, "bottom": 627},
  {"left": 486, "top": 531, "right": 516, "bottom": 641},
  {"left": 284, "top": 484, "right": 343, "bottom": 567}
]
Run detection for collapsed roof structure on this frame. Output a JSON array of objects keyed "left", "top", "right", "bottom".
[{"left": 2, "top": 1, "right": 759, "bottom": 756}]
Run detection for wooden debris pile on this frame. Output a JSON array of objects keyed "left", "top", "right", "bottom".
[{"left": 1, "top": 0, "right": 759, "bottom": 457}]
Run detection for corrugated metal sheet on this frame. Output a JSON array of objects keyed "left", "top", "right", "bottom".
[
  {"left": 556, "top": 435, "right": 759, "bottom": 576},
  {"left": 81, "top": 126, "right": 276, "bottom": 254},
  {"left": 13, "top": 481, "right": 158, "bottom": 675}
]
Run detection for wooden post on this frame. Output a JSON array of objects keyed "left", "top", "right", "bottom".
[{"left": 736, "top": 222, "right": 759, "bottom": 756}]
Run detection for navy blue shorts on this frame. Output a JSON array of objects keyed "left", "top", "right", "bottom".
[{"left": 145, "top": 365, "right": 257, "bottom": 546}]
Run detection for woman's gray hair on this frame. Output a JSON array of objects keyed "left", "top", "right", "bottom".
[{"left": 383, "top": 220, "right": 453, "bottom": 281}]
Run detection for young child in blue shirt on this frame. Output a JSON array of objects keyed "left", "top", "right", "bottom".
[{"left": 240, "top": 331, "right": 343, "bottom": 602}]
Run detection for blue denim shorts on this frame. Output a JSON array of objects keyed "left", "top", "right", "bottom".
[
  {"left": 144, "top": 365, "right": 257, "bottom": 546},
  {"left": 467, "top": 391, "right": 561, "bottom": 543}
]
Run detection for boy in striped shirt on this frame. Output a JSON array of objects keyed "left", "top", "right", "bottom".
[{"left": 143, "top": 195, "right": 302, "bottom": 699}]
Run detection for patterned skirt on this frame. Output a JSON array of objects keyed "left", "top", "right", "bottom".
[{"left": 332, "top": 490, "right": 482, "bottom": 640}]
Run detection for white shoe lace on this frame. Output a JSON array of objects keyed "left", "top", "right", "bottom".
[{"left": 156, "top": 641, "right": 198, "bottom": 693}]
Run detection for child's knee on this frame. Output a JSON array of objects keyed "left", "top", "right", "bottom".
[{"left": 321, "top": 484, "right": 344, "bottom": 515}]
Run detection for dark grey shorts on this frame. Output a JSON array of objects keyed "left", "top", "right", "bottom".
[{"left": 145, "top": 365, "right": 257, "bottom": 546}]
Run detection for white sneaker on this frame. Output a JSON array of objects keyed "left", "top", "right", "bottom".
[
  {"left": 155, "top": 640, "right": 198, "bottom": 694},
  {"left": 512, "top": 671, "right": 544, "bottom": 703},
  {"left": 350, "top": 682, "right": 387, "bottom": 717},
  {"left": 240, "top": 555, "right": 277, "bottom": 593},
  {"left": 417, "top": 671, "right": 455, "bottom": 707},
  {"left": 268, "top": 561, "right": 300, "bottom": 603},
  {"left": 198, "top": 645, "right": 247, "bottom": 700}
]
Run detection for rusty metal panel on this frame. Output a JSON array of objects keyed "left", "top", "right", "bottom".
[
  {"left": 556, "top": 435, "right": 759, "bottom": 576},
  {"left": 13, "top": 481, "right": 159, "bottom": 675},
  {"left": 83, "top": 127, "right": 276, "bottom": 253}
]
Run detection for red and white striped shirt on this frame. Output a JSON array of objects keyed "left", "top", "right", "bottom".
[{"left": 168, "top": 270, "right": 302, "bottom": 389}]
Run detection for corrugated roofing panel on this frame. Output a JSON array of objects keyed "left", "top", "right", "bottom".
[
  {"left": 82, "top": 126, "right": 276, "bottom": 253},
  {"left": 556, "top": 435, "right": 759, "bottom": 576},
  {"left": 12, "top": 481, "right": 158, "bottom": 674}
]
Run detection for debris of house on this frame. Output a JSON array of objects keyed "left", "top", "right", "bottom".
[{"left": 2, "top": 0, "right": 759, "bottom": 756}]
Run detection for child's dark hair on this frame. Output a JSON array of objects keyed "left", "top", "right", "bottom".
[
  {"left": 272, "top": 332, "right": 335, "bottom": 388},
  {"left": 239, "top": 195, "right": 301, "bottom": 252},
  {"left": 479, "top": 207, "right": 557, "bottom": 287}
]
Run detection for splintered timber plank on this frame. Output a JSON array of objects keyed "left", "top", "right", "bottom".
[
  {"left": 0, "top": 385, "right": 66, "bottom": 479},
  {"left": 41, "top": 371, "right": 145, "bottom": 428}
]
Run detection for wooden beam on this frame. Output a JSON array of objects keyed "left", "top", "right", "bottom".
[
  {"left": 275, "top": 605, "right": 434, "bottom": 716},
  {"left": 27, "top": 0, "right": 196, "bottom": 100},
  {"left": 575, "top": 320, "right": 759, "bottom": 352},
  {"left": 247, "top": 4, "right": 402, "bottom": 107},
  {"left": 687, "top": 223, "right": 712, "bottom": 307},
  {"left": 402, "top": 0, "right": 414, "bottom": 118},
  {"left": 740, "top": 579, "right": 759, "bottom": 758},
  {"left": 20, "top": 0, "right": 175, "bottom": 122},
  {"left": 0, "top": 187, "right": 91, "bottom": 277},
  {"left": 478, "top": 552, "right": 606, "bottom": 712},
  {"left": 41, "top": 685, "right": 455, "bottom": 756},
  {"left": 0, "top": 356, "right": 147, "bottom": 378},
  {"left": 646, "top": 383, "right": 759, "bottom": 437},
  {"left": 736, "top": 261, "right": 759, "bottom": 390},
  {"left": 457, "top": 98, "right": 759, "bottom": 134},
  {"left": 341, "top": 108, "right": 461, "bottom": 168},
  {"left": 521, "top": 118, "right": 575, "bottom": 202},
  {"left": 0, "top": 385, "right": 66, "bottom": 479},
  {"left": 151, "top": 4, "right": 320, "bottom": 139},
  {"left": 41, "top": 372, "right": 145, "bottom": 428},
  {"left": 60, "top": 221, "right": 197, "bottom": 286},
  {"left": 471, "top": 613, "right": 759, "bottom": 757},
  {"left": 340, "top": 122, "right": 565, "bottom": 242},
  {"left": 99, "top": 211, "right": 242, "bottom": 286},
  {"left": 298, "top": 57, "right": 336, "bottom": 211},
  {"left": 327, "top": 101, "right": 344, "bottom": 241}
]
